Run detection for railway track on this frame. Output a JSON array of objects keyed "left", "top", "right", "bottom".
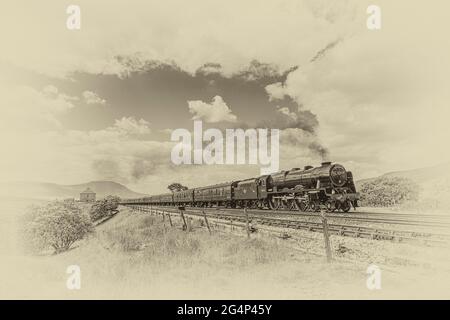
[
  {"left": 202, "top": 207, "right": 450, "bottom": 229},
  {"left": 125, "top": 204, "right": 450, "bottom": 229},
  {"left": 124, "top": 205, "right": 450, "bottom": 246}
]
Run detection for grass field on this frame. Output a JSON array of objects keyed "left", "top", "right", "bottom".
[{"left": 1, "top": 199, "right": 450, "bottom": 299}]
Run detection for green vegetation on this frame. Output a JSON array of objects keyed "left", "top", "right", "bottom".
[
  {"left": 21, "top": 200, "right": 93, "bottom": 254},
  {"left": 359, "top": 176, "right": 419, "bottom": 207},
  {"left": 89, "top": 195, "right": 121, "bottom": 222},
  {"left": 167, "top": 183, "right": 188, "bottom": 192}
]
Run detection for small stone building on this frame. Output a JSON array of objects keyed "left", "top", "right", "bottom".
[{"left": 80, "top": 187, "right": 96, "bottom": 202}]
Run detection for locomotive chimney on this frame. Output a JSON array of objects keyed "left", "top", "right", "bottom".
[{"left": 321, "top": 161, "right": 332, "bottom": 166}]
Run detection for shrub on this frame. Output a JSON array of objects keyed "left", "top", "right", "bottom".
[
  {"left": 90, "top": 195, "right": 121, "bottom": 221},
  {"left": 22, "top": 200, "right": 94, "bottom": 254},
  {"left": 359, "top": 176, "right": 419, "bottom": 207}
]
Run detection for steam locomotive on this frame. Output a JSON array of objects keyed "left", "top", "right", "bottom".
[{"left": 122, "top": 162, "right": 359, "bottom": 213}]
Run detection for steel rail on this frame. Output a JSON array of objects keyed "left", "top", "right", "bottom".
[
  {"left": 121, "top": 202, "right": 450, "bottom": 228},
  {"left": 123, "top": 205, "right": 450, "bottom": 246},
  {"left": 194, "top": 207, "right": 450, "bottom": 228}
]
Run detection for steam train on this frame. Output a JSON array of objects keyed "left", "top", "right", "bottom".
[{"left": 122, "top": 162, "right": 359, "bottom": 213}]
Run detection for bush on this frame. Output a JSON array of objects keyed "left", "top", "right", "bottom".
[
  {"left": 90, "top": 195, "right": 121, "bottom": 221},
  {"left": 359, "top": 176, "right": 419, "bottom": 207},
  {"left": 22, "top": 200, "right": 94, "bottom": 254}
]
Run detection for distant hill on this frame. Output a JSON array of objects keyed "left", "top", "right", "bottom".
[
  {"left": 0, "top": 181, "right": 148, "bottom": 200},
  {"left": 356, "top": 162, "right": 450, "bottom": 187},
  {"left": 356, "top": 162, "right": 450, "bottom": 211}
]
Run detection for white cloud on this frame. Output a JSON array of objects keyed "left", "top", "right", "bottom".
[
  {"left": 265, "top": 82, "right": 287, "bottom": 101},
  {"left": 276, "top": 106, "right": 297, "bottom": 121},
  {"left": 1, "top": 0, "right": 450, "bottom": 186},
  {"left": 0, "top": 82, "right": 154, "bottom": 185},
  {"left": 113, "top": 117, "right": 151, "bottom": 135},
  {"left": 0, "top": 84, "right": 76, "bottom": 131},
  {"left": 0, "top": 0, "right": 361, "bottom": 78},
  {"left": 258, "top": 1, "right": 450, "bottom": 178},
  {"left": 188, "top": 96, "right": 237, "bottom": 123},
  {"left": 82, "top": 90, "right": 106, "bottom": 105},
  {"left": 43, "top": 85, "right": 59, "bottom": 96}
]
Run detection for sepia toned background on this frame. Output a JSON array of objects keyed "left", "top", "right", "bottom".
[{"left": 1, "top": 0, "right": 450, "bottom": 299}]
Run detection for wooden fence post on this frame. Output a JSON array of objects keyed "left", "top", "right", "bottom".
[
  {"left": 179, "top": 208, "right": 187, "bottom": 231},
  {"left": 320, "top": 210, "right": 333, "bottom": 263},
  {"left": 162, "top": 211, "right": 167, "bottom": 231},
  {"left": 187, "top": 217, "right": 192, "bottom": 232},
  {"left": 245, "top": 208, "right": 250, "bottom": 239},
  {"left": 203, "top": 210, "right": 212, "bottom": 235},
  {"left": 168, "top": 213, "right": 173, "bottom": 227}
]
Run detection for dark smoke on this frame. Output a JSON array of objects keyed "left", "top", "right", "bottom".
[
  {"left": 257, "top": 108, "right": 319, "bottom": 134},
  {"left": 308, "top": 141, "right": 330, "bottom": 161},
  {"left": 256, "top": 101, "right": 329, "bottom": 159},
  {"left": 262, "top": 39, "right": 341, "bottom": 160},
  {"left": 280, "top": 128, "right": 329, "bottom": 160},
  {"left": 310, "top": 39, "right": 341, "bottom": 63}
]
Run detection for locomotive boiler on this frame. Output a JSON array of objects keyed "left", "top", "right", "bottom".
[
  {"left": 269, "top": 162, "right": 348, "bottom": 190},
  {"left": 266, "top": 162, "right": 358, "bottom": 212}
]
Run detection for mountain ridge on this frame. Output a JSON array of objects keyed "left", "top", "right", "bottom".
[
  {"left": 356, "top": 162, "right": 450, "bottom": 187},
  {"left": 0, "top": 180, "right": 148, "bottom": 200}
]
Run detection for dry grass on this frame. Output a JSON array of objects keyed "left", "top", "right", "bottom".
[
  {"left": 100, "top": 212, "right": 287, "bottom": 271},
  {"left": 3, "top": 202, "right": 450, "bottom": 299}
]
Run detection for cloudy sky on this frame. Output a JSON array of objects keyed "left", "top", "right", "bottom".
[{"left": 1, "top": 0, "right": 449, "bottom": 194}]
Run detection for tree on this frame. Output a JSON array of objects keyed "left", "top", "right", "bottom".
[
  {"left": 167, "top": 183, "right": 188, "bottom": 192},
  {"left": 22, "top": 200, "right": 93, "bottom": 254},
  {"left": 90, "top": 195, "right": 121, "bottom": 222},
  {"left": 359, "top": 176, "right": 419, "bottom": 207}
]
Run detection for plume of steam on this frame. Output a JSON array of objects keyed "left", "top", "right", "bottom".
[
  {"left": 310, "top": 39, "right": 342, "bottom": 63},
  {"left": 280, "top": 128, "right": 329, "bottom": 161},
  {"left": 264, "top": 39, "right": 342, "bottom": 160},
  {"left": 308, "top": 141, "right": 329, "bottom": 161}
]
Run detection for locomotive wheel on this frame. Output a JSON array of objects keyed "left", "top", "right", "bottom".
[
  {"left": 257, "top": 200, "right": 262, "bottom": 209},
  {"left": 292, "top": 199, "right": 300, "bottom": 211},
  {"left": 288, "top": 199, "right": 297, "bottom": 211},
  {"left": 268, "top": 199, "right": 275, "bottom": 210},
  {"left": 315, "top": 202, "right": 321, "bottom": 212},
  {"left": 326, "top": 201, "right": 336, "bottom": 213},
  {"left": 340, "top": 201, "right": 351, "bottom": 213},
  {"left": 260, "top": 200, "right": 266, "bottom": 209},
  {"left": 283, "top": 198, "right": 290, "bottom": 210},
  {"left": 297, "top": 200, "right": 307, "bottom": 212},
  {"left": 274, "top": 198, "right": 281, "bottom": 210},
  {"left": 274, "top": 199, "right": 280, "bottom": 210}
]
